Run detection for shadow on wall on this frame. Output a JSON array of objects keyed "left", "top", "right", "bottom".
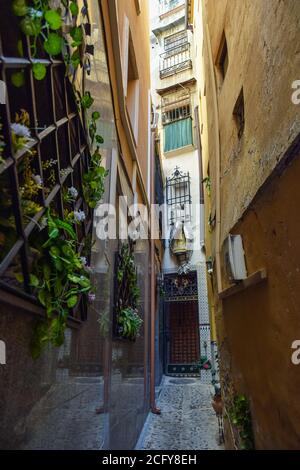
[{"left": 220, "top": 150, "right": 300, "bottom": 449}]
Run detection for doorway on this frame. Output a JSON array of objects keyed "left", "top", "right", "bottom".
[{"left": 164, "top": 300, "right": 200, "bottom": 376}]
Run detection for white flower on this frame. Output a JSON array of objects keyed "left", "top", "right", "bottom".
[
  {"left": 60, "top": 168, "right": 73, "bottom": 178},
  {"left": 28, "top": 8, "right": 43, "bottom": 18},
  {"left": 32, "top": 174, "right": 43, "bottom": 186},
  {"left": 88, "top": 292, "right": 96, "bottom": 303},
  {"left": 39, "top": 217, "right": 48, "bottom": 231},
  {"left": 80, "top": 256, "right": 87, "bottom": 266},
  {"left": 11, "top": 123, "right": 31, "bottom": 138},
  {"left": 74, "top": 210, "right": 86, "bottom": 222},
  {"left": 68, "top": 186, "right": 78, "bottom": 199}
]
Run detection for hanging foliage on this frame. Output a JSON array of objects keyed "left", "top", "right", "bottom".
[
  {"left": 4, "top": 0, "right": 109, "bottom": 357},
  {"left": 114, "top": 242, "right": 143, "bottom": 341}
]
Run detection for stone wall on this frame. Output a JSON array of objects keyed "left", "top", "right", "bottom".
[{"left": 201, "top": 0, "right": 300, "bottom": 449}]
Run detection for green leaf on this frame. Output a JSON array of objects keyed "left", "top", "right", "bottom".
[
  {"left": 67, "top": 295, "right": 78, "bottom": 308},
  {"left": 17, "top": 39, "right": 24, "bottom": 57},
  {"left": 29, "top": 274, "right": 39, "bottom": 287},
  {"left": 54, "top": 219, "right": 77, "bottom": 240},
  {"left": 70, "top": 49, "right": 80, "bottom": 68},
  {"left": 70, "top": 1, "right": 79, "bottom": 16},
  {"left": 32, "top": 62, "right": 47, "bottom": 81},
  {"left": 95, "top": 135, "right": 104, "bottom": 144},
  {"left": 61, "top": 244, "right": 74, "bottom": 258},
  {"left": 38, "top": 290, "right": 48, "bottom": 307},
  {"left": 43, "top": 263, "right": 51, "bottom": 280},
  {"left": 92, "top": 111, "right": 100, "bottom": 120},
  {"left": 68, "top": 274, "right": 82, "bottom": 284},
  {"left": 45, "top": 9, "right": 62, "bottom": 30},
  {"left": 15, "top": 273, "right": 24, "bottom": 283},
  {"left": 48, "top": 227, "right": 59, "bottom": 239},
  {"left": 68, "top": 274, "right": 91, "bottom": 289},
  {"left": 81, "top": 92, "right": 94, "bottom": 110},
  {"left": 44, "top": 33, "right": 63, "bottom": 56},
  {"left": 11, "top": 71, "right": 25, "bottom": 88},
  {"left": 53, "top": 258, "right": 63, "bottom": 272},
  {"left": 70, "top": 26, "right": 83, "bottom": 46},
  {"left": 20, "top": 16, "right": 41, "bottom": 36},
  {"left": 49, "top": 318, "right": 65, "bottom": 346},
  {"left": 50, "top": 245, "right": 60, "bottom": 258},
  {"left": 54, "top": 278, "right": 63, "bottom": 296},
  {"left": 12, "top": 0, "right": 27, "bottom": 17}
]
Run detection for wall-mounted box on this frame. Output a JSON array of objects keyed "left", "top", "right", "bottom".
[{"left": 223, "top": 234, "right": 247, "bottom": 282}]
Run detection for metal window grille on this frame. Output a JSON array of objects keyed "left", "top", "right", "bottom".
[
  {"left": 162, "top": 103, "right": 191, "bottom": 124},
  {"left": 160, "top": 43, "right": 192, "bottom": 79},
  {"left": 166, "top": 167, "right": 192, "bottom": 225},
  {"left": 163, "top": 271, "right": 198, "bottom": 302},
  {"left": 164, "top": 30, "right": 188, "bottom": 52},
  {"left": 0, "top": 4, "right": 92, "bottom": 323}
]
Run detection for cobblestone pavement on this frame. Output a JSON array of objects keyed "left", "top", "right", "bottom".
[
  {"left": 22, "top": 375, "right": 105, "bottom": 450},
  {"left": 137, "top": 376, "right": 223, "bottom": 450}
]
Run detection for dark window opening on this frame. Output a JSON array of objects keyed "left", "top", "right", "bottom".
[
  {"left": 233, "top": 89, "right": 245, "bottom": 139},
  {"left": 217, "top": 33, "right": 228, "bottom": 81}
]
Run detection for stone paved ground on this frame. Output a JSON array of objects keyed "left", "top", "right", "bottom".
[{"left": 137, "top": 376, "right": 224, "bottom": 450}]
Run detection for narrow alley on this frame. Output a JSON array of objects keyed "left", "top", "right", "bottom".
[
  {"left": 0, "top": 0, "right": 300, "bottom": 457},
  {"left": 137, "top": 377, "right": 223, "bottom": 451}
]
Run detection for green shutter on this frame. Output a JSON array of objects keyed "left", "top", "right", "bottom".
[{"left": 164, "top": 117, "right": 193, "bottom": 152}]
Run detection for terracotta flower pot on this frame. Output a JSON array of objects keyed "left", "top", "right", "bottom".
[{"left": 212, "top": 394, "right": 223, "bottom": 415}]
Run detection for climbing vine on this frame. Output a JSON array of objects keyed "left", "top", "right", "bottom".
[
  {"left": 5, "top": 0, "right": 109, "bottom": 357},
  {"left": 115, "top": 243, "right": 143, "bottom": 341},
  {"left": 27, "top": 210, "right": 92, "bottom": 358},
  {"left": 12, "top": 0, "right": 82, "bottom": 81},
  {"left": 229, "top": 394, "right": 255, "bottom": 450}
]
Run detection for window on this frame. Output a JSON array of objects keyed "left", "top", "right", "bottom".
[
  {"left": 233, "top": 88, "right": 245, "bottom": 139},
  {"left": 166, "top": 168, "right": 192, "bottom": 225},
  {"left": 164, "top": 117, "right": 193, "bottom": 152},
  {"left": 162, "top": 103, "right": 191, "bottom": 124},
  {"left": 216, "top": 32, "right": 228, "bottom": 81},
  {"left": 164, "top": 30, "right": 188, "bottom": 51},
  {"left": 162, "top": 93, "right": 193, "bottom": 152}
]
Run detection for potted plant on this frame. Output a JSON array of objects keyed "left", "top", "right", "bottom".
[{"left": 114, "top": 242, "right": 143, "bottom": 341}]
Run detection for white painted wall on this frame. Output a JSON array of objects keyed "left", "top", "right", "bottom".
[{"left": 150, "top": 0, "right": 205, "bottom": 274}]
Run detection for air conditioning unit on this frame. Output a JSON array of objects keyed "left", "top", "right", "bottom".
[{"left": 223, "top": 234, "right": 247, "bottom": 282}]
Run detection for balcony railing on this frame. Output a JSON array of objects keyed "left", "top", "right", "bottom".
[
  {"left": 159, "top": 0, "right": 185, "bottom": 16},
  {"left": 160, "top": 43, "right": 192, "bottom": 79},
  {"left": 164, "top": 30, "right": 188, "bottom": 51}
]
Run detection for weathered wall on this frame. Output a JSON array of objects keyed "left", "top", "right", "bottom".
[
  {"left": 220, "top": 148, "right": 300, "bottom": 449},
  {"left": 0, "top": 0, "right": 152, "bottom": 450},
  {"left": 200, "top": 0, "right": 300, "bottom": 449},
  {"left": 205, "top": 0, "right": 300, "bottom": 243},
  {"left": 102, "top": 0, "right": 151, "bottom": 197}
]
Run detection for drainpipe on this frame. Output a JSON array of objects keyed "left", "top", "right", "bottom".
[{"left": 150, "top": 128, "right": 161, "bottom": 415}]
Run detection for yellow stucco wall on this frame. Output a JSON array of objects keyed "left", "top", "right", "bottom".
[
  {"left": 101, "top": 0, "right": 151, "bottom": 204},
  {"left": 199, "top": 0, "right": 300, "bottom": 449}
]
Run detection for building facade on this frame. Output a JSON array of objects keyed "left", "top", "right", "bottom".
[
  {"left": 195, "top": 0, "right": 300, "bottom": 449},
  {"left": 150, "top": 0, "right": 214, "bottom": 381},
  {"left": 0, "top": 0, "right": 160, "bottom": 450}
]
